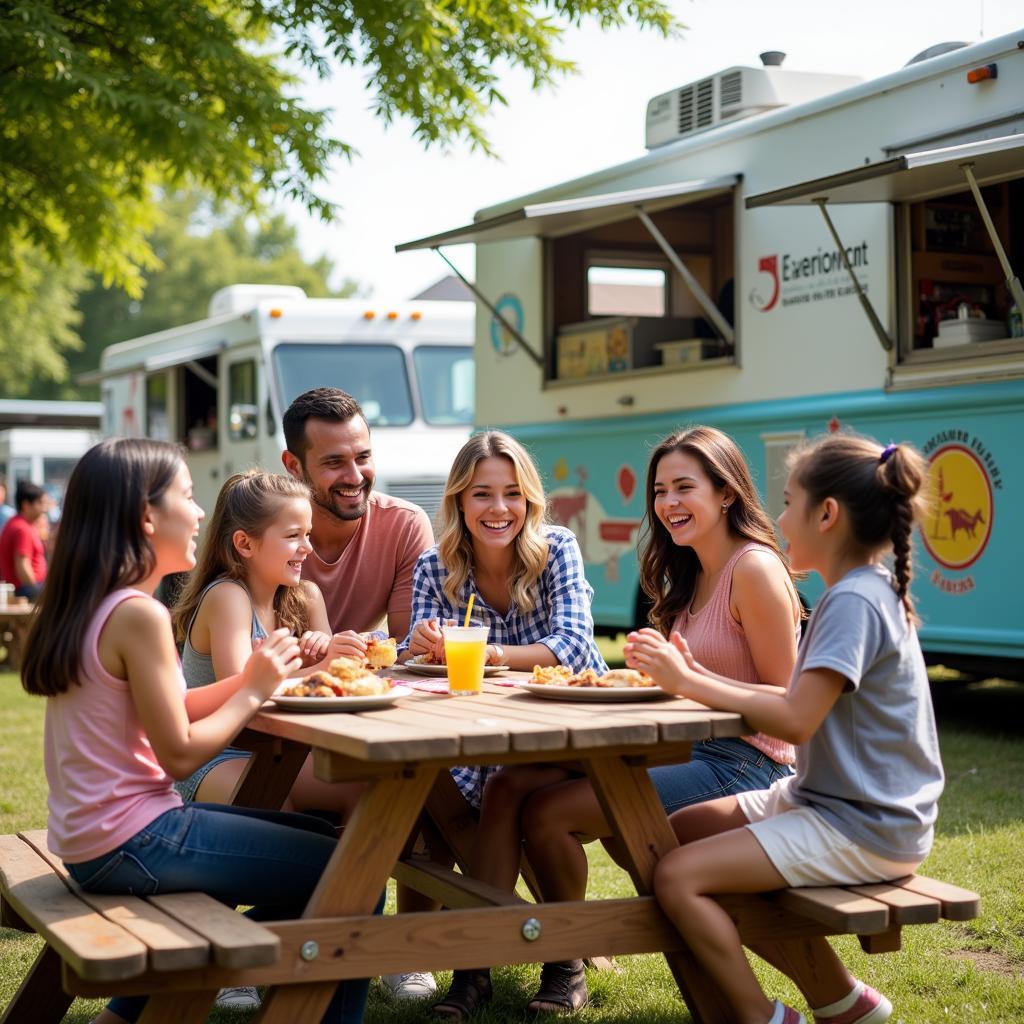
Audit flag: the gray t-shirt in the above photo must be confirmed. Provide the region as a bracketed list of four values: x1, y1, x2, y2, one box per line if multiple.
[791, 564, 944, 861]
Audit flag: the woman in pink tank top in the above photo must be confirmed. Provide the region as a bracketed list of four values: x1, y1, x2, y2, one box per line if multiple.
[518, 426, 801, 1015]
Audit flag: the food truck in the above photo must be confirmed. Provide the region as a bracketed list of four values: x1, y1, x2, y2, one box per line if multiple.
[92, 287, 474, 524]
[399, 32, 1024, 677]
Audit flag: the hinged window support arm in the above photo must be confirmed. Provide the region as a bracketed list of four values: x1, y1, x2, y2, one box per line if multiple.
[960, 163, 1024, 313]
[432, 248, 544, 369]
[634, 208, 735, 346]
[813, 199, 893, 352]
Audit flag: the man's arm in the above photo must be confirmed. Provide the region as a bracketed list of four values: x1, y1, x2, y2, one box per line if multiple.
[13, 552, 36, 587]
[387, 508, 434, 640]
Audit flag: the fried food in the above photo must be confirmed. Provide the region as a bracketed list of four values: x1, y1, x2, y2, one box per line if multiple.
[361, 633, 398, 669]
[281, 661, 391, 698]
[530, 664, 573, 684]
[408, 651, 442, 666]
[529, 665, 655, 688]
[597, 668, 656, 688]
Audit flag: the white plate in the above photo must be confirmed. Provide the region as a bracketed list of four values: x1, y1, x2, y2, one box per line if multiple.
[516, 681, 672, 702]
[402, 662, 508, 677]
[268, 684, 412, 712]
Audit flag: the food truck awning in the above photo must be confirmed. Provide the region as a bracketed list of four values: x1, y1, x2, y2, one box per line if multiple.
[396, 175, 739, 251]
[745, 133, 1024, 208]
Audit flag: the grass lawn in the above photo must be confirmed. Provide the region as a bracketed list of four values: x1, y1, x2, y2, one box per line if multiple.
[1, 671, 1022, 1023]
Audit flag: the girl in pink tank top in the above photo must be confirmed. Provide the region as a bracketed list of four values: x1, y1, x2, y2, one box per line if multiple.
[21, 438, 374, 1024]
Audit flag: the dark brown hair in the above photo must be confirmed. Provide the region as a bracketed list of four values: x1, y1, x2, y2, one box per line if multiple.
[638, 426, 793, 636]
[22, 438, 184, 697]
[282, 387, 365, 464]
[172, 471, 314, 643]
[789, 433, 928, 623]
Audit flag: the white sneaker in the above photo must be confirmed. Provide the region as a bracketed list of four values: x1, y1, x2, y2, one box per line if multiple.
[215, 985, 261, 1011]
[381, 971, 438, 1000]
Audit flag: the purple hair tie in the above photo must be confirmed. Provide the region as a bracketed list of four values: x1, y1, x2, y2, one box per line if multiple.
[879, 443, 897, 464]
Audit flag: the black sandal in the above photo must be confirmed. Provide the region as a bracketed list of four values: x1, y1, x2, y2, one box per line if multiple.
[528, 960, 588, 1014]
[433, 968, 493, 1021]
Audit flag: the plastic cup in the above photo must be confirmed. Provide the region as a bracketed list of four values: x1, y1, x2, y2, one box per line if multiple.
[443, 622, 488, 695]
[0, 583, 12, 607]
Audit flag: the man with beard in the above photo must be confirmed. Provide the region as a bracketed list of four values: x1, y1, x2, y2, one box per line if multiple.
[281, 387, 434, 660]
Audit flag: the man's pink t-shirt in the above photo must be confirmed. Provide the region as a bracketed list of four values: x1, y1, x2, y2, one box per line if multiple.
[0, 514, 47, 585]
[45, 589, 183, 863]
[303, 491, 434, 634]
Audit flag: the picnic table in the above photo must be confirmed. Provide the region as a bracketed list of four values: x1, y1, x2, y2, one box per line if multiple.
[0, 602, 34, 670]
[8, 668, 978, 1024]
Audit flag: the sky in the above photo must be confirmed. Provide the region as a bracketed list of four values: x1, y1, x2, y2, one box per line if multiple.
[279, 0, 1022, 300]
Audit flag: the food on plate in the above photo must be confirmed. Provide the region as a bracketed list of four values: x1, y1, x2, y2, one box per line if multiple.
[530, 664, 572, 685]
[529, 664, 655, 688]
[408, 651, 442, 666]
[361, 633, 398, 669]
[281, 659, 392, 698]
[597, 668, 656, 688]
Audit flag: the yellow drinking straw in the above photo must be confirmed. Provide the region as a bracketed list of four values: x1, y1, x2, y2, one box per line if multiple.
[463, 593, 476, 628]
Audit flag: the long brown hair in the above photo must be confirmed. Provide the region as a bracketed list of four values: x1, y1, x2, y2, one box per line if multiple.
[638, 426, 792, 636]
[789, 433, 929, 623]
[436, 432, 549, 613]
[22, 438, 184, 697]
[172, 471, 314, 643]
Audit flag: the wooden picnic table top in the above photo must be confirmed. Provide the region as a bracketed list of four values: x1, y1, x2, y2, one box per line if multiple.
[243, 668, 749, 766]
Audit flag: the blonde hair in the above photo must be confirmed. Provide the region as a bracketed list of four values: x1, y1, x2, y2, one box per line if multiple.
[172, 471, 314, 643]
[436, 432, 549, 613]
[788, 433, 929, 623]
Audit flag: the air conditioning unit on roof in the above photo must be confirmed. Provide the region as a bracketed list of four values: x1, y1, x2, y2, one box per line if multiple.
[644, 58, 861, 149]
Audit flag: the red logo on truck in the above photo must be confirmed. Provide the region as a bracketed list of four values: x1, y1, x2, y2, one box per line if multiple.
[749, 255, 780, 312]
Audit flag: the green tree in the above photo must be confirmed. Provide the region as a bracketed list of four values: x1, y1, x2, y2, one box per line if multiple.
[1, 0, 677, 298]
[36, 192, 359, 399]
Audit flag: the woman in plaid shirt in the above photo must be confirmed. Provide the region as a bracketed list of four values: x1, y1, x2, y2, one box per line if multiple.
[399, 431, 605, 1020]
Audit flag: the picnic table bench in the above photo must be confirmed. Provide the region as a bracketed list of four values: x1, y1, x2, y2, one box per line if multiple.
[0, 604, 34, 671]
[1, 672, 981, 1023]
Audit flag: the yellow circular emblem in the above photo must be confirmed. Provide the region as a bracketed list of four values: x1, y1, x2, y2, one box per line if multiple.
[920, 444, 993, 570]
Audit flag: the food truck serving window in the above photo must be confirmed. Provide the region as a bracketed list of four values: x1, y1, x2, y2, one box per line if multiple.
[746, 134, 1024, 367]
[395, 175, 739, 382]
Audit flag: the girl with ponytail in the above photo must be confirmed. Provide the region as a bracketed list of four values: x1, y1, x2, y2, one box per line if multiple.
[627, 432, 944, 1024]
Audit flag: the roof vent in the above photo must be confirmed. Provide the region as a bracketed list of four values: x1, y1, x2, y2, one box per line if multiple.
[645, 61, 862, 149]
[905, 41, 969, 66]
[207, 284, 307, 318]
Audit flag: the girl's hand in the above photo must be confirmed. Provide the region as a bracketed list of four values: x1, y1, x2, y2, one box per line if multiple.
[327, 630, 368, 662]
[623, 628, 697, 696]
[298, 630, 331, 664]
[409, 618, 446, 662]
[241, 628, 303, 698]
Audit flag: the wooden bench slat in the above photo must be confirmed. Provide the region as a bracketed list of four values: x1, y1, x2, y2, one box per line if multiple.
[899, 874, 981, 921]
[773, 886, 890, 934]
[148, 892, 280, 968]
[847, 880, 941, 925]
[0, 834, 147, 982]
[18, 830, 211, 972]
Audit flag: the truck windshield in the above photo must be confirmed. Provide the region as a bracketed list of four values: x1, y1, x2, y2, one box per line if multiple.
[272, 343, 414, 426]
[413, 345, 474, 425]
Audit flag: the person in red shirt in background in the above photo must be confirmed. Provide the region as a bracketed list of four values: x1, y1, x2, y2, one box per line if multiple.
[0, 481, 49, 600]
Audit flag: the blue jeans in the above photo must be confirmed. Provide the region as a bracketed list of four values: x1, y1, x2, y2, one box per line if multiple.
[66, 802, 378, 1024]
[649, 737, 793, 814]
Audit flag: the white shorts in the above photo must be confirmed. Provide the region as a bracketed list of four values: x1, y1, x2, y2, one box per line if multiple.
[736, 776, 921, 888]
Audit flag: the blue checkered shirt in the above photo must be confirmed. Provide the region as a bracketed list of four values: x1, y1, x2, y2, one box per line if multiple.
[400, 525, 606, 807]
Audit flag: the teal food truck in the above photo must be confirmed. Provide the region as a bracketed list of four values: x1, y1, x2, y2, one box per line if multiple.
[400, 33, 1024, 678]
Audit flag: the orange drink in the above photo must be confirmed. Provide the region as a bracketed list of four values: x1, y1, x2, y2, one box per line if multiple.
[443, 624, 488, 695]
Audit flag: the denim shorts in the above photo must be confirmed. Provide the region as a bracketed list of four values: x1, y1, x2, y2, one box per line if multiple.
[648, 736, 794, 815]
[173, 746, 251, 802]
[65, 803, 378, 1024]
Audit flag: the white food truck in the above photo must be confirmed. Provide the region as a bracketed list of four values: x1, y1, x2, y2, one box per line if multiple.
[92, 287, 475, 523]
[399, 33, 1024, 677]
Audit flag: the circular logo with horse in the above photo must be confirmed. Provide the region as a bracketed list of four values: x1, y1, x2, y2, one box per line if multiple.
[920, 444, 993, 571]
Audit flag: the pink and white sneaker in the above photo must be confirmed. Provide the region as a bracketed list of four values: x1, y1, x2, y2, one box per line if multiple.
[814, 983, 892, 1024]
